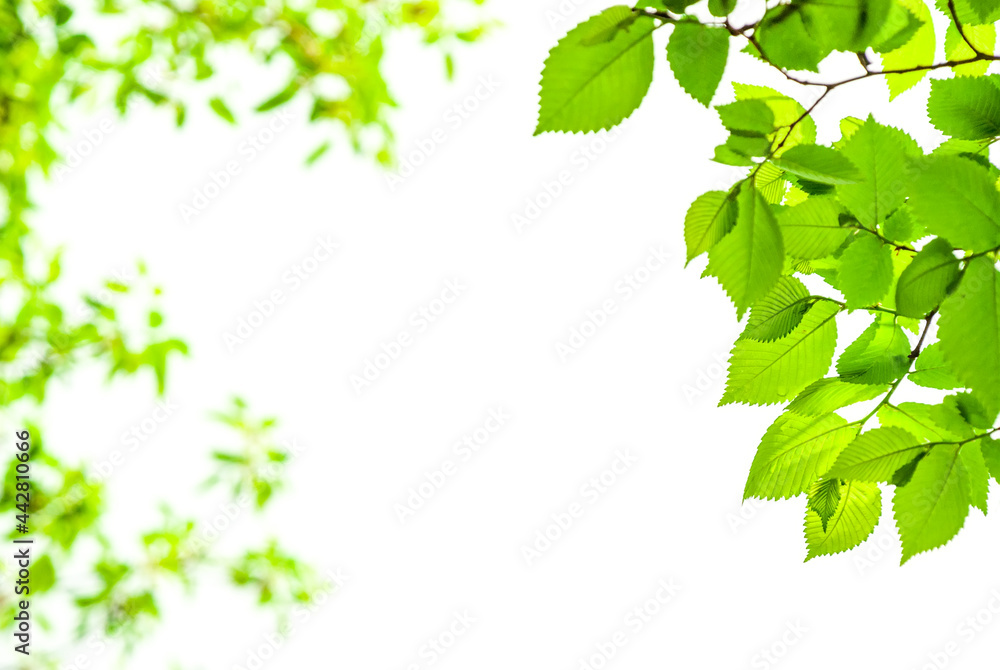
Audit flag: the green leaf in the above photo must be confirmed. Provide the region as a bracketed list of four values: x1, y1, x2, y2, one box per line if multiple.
[960, 441, 990, 513]
[778, 196, 850, 259]
[910, 343, 963, 389]
[734, 84, 816, 149]
[755, 7, 827, 72]
[872, 2, 924, 52]
[895, 238, 961, 318]
[717, 99, 775, 135]
[722, 301, 840, 405]
[878, 402, 971, 441]
[536, 7, 656, 134]
[256, 82, 299, 112]
[838, 235, 894, 308]
[209, 97, 236, 124]
[786, 378, 888, 416]
[981, 438, 1000, 483]
[894, 445, 971, 563]
[945, 23, 996, 76]
[938, 257, 1000, 414]
[836, 118, 921, 228]
[837, 314, 911, 384]
[708, 0, 737, 16]
[804, 481, 881, 559]
[33, 555, 55, 593]
[808, 478, 842, 531]
[744, 411, 858, 499]
[910, 156, 1000, 252]
[801, 0, 891, 51]
[740, 276, 812, 342]
[965, 0, 1000, 23]
[881, 0, 935, 98]
[683, 190, 738, 263]
[704, 185, 784, 318]
[927, 77, 1000, 140]
[827, 427, 925, 482]
[882, 206, 923, 245]
[666, 23, 729, 107]
[772, 145, 860, 184]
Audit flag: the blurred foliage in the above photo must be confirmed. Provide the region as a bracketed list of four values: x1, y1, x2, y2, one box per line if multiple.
[0, 0, 487, 665]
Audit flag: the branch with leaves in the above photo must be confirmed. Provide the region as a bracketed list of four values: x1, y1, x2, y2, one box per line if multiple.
[535, 0, 1000, 563]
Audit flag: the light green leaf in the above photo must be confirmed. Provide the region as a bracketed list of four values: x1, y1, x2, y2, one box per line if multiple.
[755, 7, 826, 72]
[683, 190, 738, 263]
[801, 0, 891, 51]
[734, 84, 816, 149]
[536, 7, 655, 134]
[837, 314, 911, 384]
[787, 378, 889, 416]
[805, 481, 881, 559]
[745, 411, 858, 499]
[945, 23, 996, 76]
[836, 118, 921, 228]
[717, 99, 775, 135]
[723, 301, 840, 405]
[827, 427, 925, 481]
[772, 144, 860, 184]
[910, 343, 963, 389]
[938, 257, 1000, 414]
[910, 156, 1000, 252]
[927, 77, 1000, 140]
[778, 196, 850, 259]
[895, 238, 961, 318]
[704, 185, 784, 318]
[667, 23, 729, 107]
[894, 445, 971, 563]
[740, 276, 812, 342]
[878, 402, 970, 442]
[838, 235, 894, 308]
[881, 0, 935, 98]
[960, 441, 989, 513]
[209, 97, 236, 124]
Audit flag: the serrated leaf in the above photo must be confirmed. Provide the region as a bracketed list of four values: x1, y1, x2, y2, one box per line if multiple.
[894, 445, 971, 563]
[683, 190, 738, 263]
[836, 118, 921, 228]
[827, 427, 925, 481]
[805, 481, 881, 559]
[837, 314, 911, 384]
[787, 378, 888, 415]
[881, 0, 935, 98]
[772, 144, 860, 184]
[910, 156, 1000, 252]
[734, 84, 816, 149]
[704, 185, 784, 318]
[745, 411, 858, 499]
[872, 3, 923, 52]
[878, 402, 970, 441]
[883, 206, 923, 244]
[740, 276, 812, 342]
[536, 7, 655, 134]
[895, 238, 961, 318]
[928, 77, 1000, 140]
[801, 0, 891, 51]
[717, 99, 775, 135]
[945, 23, 996, 76]
[938, 257, 1000, 414]
[838, 235, 894, 308]
[910, 342, 963, 389]
[778, 196, 851, 259]
[960, 441, 989, 513]
[981, 438, 1000, 483]
[667, 23, 729, 107]
[723, 301, 840, 405]
[808, 478, 843, 531]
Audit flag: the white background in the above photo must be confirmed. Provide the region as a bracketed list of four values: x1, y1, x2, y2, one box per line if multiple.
[21, 0, 1000, 668]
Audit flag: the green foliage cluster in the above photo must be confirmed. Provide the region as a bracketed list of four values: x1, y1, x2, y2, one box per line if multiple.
[537, 0, 1000, 563]
[0, 0, 486, 665]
